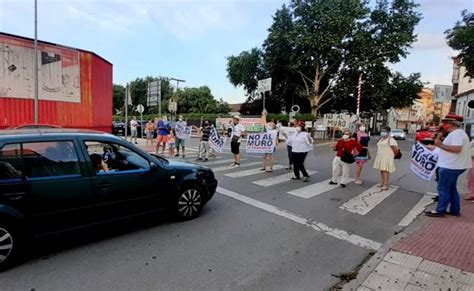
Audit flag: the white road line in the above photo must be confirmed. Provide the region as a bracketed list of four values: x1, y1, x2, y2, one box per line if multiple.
[225, 165, 285, 178]
[287, 178, 355, 199]
[217, 187, 382, 250]
[253, 171, 318, 187]
[339, 184, 399, 215]
[398, 195, 434, 227]
[196, 158, 241, 166]
[212, 161, 262, 173]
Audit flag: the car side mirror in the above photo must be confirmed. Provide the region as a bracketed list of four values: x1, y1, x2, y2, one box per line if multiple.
[150, 162, 159, 170]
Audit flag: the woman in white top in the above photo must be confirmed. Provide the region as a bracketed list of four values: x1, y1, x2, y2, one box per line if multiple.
[290, 122, 314, 182]
[261, 122, 278, 172]
[373, 126, 399, 190]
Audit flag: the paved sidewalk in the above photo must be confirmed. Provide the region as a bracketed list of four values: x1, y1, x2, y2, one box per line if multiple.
[345, 199, 474, 290]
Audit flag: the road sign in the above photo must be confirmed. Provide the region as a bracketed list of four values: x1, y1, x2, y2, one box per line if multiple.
[291, 105, 300, 113]
[468, 100, 474, 109]
[168, 100, 177, 112]
[147, 80, 161, 107]
[258, 78, 272, 92]
[136, 104, 144, 114]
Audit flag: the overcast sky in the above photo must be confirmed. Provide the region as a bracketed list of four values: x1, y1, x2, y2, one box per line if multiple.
[1, 0, 471, 104]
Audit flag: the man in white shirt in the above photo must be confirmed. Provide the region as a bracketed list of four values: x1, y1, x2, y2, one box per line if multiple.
[130, 117, 138, 144]
[230, 116, 245, 167]
[175, 115, 187, 158]
[426, 116, 472, 217]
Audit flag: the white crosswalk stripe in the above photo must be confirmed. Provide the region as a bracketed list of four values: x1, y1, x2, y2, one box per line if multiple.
[398, 195, 433, 227]
[339, 184, 399, 215]
[212, 162, 262, 173]
[225, 165, 286, 178]
[253, 171, 318, 187]
[287, 178, 355, 198]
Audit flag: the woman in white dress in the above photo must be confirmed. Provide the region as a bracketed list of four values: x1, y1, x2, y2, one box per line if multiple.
[373, 126, 400, 190]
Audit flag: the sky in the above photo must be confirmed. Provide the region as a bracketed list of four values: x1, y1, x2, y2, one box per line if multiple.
[1, 0, 472, 104]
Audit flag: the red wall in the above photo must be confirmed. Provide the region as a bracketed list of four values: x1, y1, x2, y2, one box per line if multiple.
[0, 50, 112, 132]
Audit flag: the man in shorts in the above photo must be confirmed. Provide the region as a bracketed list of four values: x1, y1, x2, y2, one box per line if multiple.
[156, 116, 170, 155]
[230, 116, 245, 167]
[175, 115, 187, 158]
[130, 116, 138, 144]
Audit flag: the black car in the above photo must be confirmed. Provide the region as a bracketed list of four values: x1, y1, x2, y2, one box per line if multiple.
[0, 129, 217, 270]
[112, 121, 125, 136]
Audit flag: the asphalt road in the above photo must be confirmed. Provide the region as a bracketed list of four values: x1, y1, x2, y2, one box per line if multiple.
[1, 135, 453, 290]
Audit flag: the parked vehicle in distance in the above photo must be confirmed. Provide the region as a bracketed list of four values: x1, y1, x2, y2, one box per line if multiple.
[8, 124, 61, 130]
[390, 128, 406, 140]
[112, 121, 125, 136]
[0, 129, 217, 270]
[416, 126, 437, 145]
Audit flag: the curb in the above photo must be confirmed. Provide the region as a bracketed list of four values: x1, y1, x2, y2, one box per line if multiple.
[341, 208, 434, 290]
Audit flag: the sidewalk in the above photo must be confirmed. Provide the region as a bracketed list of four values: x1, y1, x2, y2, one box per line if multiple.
[345, 199, 474, 290]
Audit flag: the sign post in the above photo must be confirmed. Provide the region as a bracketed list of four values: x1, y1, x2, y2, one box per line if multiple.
[289, 105, 300, 124]
[136, 104, 144, 139]
[258, 78, 272, 114]
[124, 83, 130, 139]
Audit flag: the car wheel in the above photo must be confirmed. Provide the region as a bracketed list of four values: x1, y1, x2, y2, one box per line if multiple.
[174, 187, 204, 220]
[0, 223, 20, 271]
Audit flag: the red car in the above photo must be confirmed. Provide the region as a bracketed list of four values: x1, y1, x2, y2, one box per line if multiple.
[416, 126, 437, 145]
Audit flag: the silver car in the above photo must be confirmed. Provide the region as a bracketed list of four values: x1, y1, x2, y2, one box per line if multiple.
[391, 129, 406, 140]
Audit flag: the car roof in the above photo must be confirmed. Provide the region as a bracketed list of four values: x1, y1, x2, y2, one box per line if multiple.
[0, 128, 117, 139]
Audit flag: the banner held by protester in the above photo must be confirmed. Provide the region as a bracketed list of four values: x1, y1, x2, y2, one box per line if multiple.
[175, 126, 192, 140]
[246, 132, 277, 154]
[410, 142, 438, 181]
[209, 127, 226, 152]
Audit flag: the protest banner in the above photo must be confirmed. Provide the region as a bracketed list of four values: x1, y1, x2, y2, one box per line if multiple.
[175, 126, 192, 139]
[323, 113, 354, 128]
[246, 131, 277, 154]
[216, 118, 264, 132]
[209, 127, 226, 152]
[410, 142, 438, 181]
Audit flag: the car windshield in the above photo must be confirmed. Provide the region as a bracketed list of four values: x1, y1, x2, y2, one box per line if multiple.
[392, 129, 404, 133]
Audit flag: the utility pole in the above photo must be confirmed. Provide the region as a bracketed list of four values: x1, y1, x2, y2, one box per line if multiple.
[34, 0, 39, 123]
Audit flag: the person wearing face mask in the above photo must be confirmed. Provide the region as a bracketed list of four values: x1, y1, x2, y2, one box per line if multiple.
[174, 115, 187, 158]
[261, 122, 278, 172]
[354, 124, 370, 185]
[196, 120, 212, 162]
[373, 126, 399, 190]
[329, 129, 362, 188]
[290, 122, 314, 182]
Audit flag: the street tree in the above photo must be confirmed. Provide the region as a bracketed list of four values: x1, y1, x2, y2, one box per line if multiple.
[175, 86, 227, 114]
[446, 10, 474, 77]
[227, 0, 422, 117]
[113, 84, 125, 113]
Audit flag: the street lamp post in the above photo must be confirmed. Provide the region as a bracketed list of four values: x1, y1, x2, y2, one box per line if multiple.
[33, 0, 39, 123]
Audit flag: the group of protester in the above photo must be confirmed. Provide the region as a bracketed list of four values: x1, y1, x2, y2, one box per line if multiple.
[129, 113, 473, 218]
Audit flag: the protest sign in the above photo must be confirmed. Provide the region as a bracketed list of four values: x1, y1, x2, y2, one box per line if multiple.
[246, 132, 277, 154]
[410, 142, 438, 181]
[175, 126, 192, 139]
[216, 118, 264, 132]
[209, 127, 226, 152]
[323, 113, 354, 128]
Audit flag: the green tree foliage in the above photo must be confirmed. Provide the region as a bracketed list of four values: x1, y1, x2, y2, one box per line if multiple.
[113, 84, 125, 114]
[226, 0, 422, 117]
[446, 10, 474, 77]
[175, 86, 231, 114]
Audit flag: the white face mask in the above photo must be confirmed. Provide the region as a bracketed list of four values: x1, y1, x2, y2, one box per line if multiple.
[179, 117, 183, 121]
[359, 126, 366, 131]
[342, 134, 350, 140]
[381, 132, 388, 137]
[296, 127, 302, 132]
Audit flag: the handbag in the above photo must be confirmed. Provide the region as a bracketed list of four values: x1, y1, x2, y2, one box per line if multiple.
[388, 138, 402, 159]
[341, 149, 355, 164]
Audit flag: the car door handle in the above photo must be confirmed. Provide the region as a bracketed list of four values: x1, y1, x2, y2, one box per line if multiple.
[3, 192, 26, 200]
[97, 183, 112, 190]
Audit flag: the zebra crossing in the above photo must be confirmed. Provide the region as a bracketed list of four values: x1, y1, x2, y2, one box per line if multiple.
[194, 157, 433, 224]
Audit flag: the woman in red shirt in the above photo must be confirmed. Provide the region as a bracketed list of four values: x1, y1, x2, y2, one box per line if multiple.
[329, 129, 362, 188]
